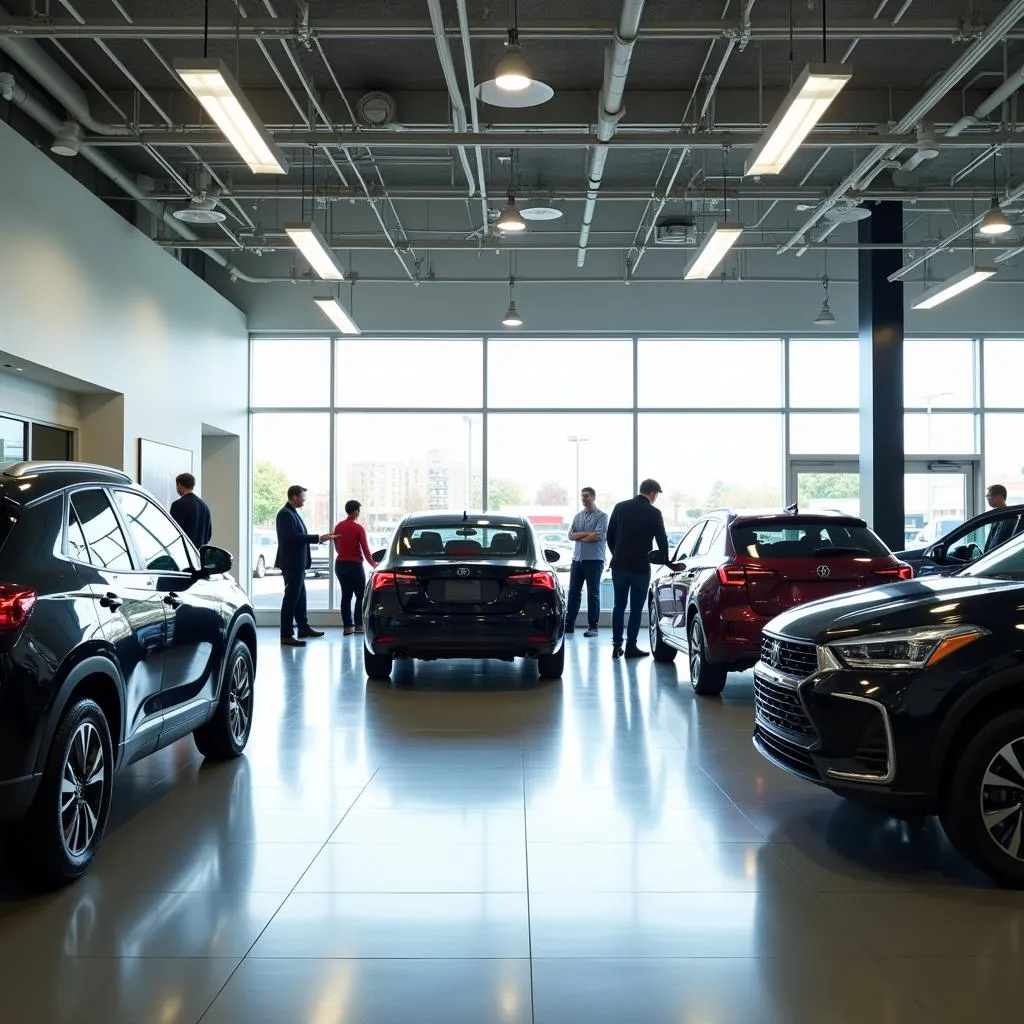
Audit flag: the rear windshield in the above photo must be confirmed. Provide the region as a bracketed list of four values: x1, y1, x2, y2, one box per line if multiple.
[731, 521, 889, 558]
[396, 523, 529, 558]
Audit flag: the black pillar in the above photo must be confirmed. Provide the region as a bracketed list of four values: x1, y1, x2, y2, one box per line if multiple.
[858, 201, 905, 548]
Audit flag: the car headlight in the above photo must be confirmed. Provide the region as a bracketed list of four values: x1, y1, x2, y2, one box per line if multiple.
[828, 626, 988, 670]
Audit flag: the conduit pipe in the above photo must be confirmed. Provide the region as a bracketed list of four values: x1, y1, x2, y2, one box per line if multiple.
[455, 0, 489, 230]
[577, 0, 647, 267]
[779, 0, 1024, 253]
[426, 0, 479, 200]
[946, 62, 1024, 135]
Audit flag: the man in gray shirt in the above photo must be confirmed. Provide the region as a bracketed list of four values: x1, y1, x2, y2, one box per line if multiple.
[565, 486, 609, 637]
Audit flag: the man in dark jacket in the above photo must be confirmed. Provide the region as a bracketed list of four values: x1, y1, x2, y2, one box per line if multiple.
[607, 478, 669, 659]
[169, 473, 212, 549]
[276, 484, 332, 647]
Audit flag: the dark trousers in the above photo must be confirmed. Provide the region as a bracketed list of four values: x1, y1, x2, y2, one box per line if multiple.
[280, 567, 309, 637]
[566, 559, 604, 628]
[335, 560, 366, 628]
[611, 569, 651, 647]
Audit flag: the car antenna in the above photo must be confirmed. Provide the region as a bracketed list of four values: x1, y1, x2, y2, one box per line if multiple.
[462, 510, 468, 522]
[785, 502, 799, 515]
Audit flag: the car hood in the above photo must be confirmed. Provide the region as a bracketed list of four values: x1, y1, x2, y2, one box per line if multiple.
[764, 574, 1024, 643]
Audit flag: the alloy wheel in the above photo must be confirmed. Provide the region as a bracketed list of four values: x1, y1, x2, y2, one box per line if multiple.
[60, 721, 106, 858]
[649, 607, 658, 652]
[981, 736, 1024, 861]
[227, 655, 253, 745]
[689, 623, 702, 681]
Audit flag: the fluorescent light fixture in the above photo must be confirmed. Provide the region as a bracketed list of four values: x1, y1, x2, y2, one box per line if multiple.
[911, 265, 996, 310]
[314, 296, 361, 334]
[173, 58, 287, 175]
[745, 65, 852, 177]
[285, 223, 345, 280]
[979, 199, 1013, 236]
[684, 223, 743, 280]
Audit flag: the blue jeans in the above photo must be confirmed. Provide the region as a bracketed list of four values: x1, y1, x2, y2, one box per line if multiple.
[566, 559, 604, 629]
[611, 569, 650, 647]
[335, 560, 366, 628]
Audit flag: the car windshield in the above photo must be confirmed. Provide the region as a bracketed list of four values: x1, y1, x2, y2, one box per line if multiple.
[731, 521, 889, 558]
[395, 522, 530, 558]
[962, 533, 1024, 580]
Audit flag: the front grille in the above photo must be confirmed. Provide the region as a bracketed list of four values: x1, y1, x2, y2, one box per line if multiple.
[754, 726, 818, 780]
[853, 712, 890, 776]
[753, 673, 816, 739]
[760, 633, 818, 678]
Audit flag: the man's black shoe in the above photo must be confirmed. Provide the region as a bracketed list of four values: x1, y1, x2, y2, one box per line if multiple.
[281, 636, 306, 648]
[584, 627, 599, 637]
[612, 645, 624, 659]
[298, 627, 325, 638]
[624, 645, 650, 659]
[564, 625, 575, 634]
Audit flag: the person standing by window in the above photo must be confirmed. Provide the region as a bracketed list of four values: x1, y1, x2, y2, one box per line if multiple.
[276, 485, 332, 647]
[333, 499, 378, 635]
[565, 486, 608, 637]
[169, 472, 212, 549]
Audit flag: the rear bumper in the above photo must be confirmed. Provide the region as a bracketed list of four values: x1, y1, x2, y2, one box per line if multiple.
[0, 773, 41, 820]
[366, 617, 563, 659]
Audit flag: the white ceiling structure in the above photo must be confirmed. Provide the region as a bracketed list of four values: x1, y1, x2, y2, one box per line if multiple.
[1, 0, 1023, 314]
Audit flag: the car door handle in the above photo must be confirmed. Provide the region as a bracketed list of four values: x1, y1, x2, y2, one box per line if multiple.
[99, 592, 123, 610]
[163, 593, 183, 609]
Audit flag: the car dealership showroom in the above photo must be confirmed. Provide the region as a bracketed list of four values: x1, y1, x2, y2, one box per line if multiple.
[5, 0, 1024, 1021]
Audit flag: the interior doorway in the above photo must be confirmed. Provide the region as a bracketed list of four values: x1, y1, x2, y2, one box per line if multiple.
[201, 426, 243, 578]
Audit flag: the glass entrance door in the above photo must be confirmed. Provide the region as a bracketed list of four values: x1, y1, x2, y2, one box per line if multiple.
[903, 460, 977, 550]
[790, 459, 861, 517]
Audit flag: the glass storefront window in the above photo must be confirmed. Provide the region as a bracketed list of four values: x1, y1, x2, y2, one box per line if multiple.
[251, 338, 331, 408]
[983, 340, 1024, 408]
[788, 413, 859, 455]
[904, 413, 977, 455]
[984, 414, 1024, 503]
[788, 339, 858, 408]
[904, 338, 975, 409]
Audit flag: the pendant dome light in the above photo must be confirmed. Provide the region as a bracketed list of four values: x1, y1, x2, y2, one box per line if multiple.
[501, 276, 523, 327]
[979, 153, 1013, 236]
[497, 193, 527, 232]
[814, 255, 837, 325]
[495, 29, 532, 92]
[477, 0, 554, 108]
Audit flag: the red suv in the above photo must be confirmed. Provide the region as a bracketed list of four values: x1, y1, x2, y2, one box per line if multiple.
[647, 510, 912, 695]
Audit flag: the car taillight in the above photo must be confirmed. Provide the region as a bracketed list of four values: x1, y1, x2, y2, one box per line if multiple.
[508, 571, 557, 591]
[875, 563, 914, 581]
[0, 585, 37, 631]
[372, 571, 418, 591]
[717, 565, 776, 587]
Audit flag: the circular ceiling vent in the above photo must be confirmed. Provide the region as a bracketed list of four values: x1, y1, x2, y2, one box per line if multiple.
[520, 205, 563, 221]
[357, 91, 398, 126]
[172, 196, 226, 224]
[824, 199, 872, 223]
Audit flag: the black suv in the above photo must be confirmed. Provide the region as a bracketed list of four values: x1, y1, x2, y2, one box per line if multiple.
[895, 504, 1024, 577]
[0, 462, 257, 885]
[753, 529, 1024, 887]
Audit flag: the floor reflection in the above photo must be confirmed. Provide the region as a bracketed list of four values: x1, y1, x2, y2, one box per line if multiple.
[0, 628, 1021, 1022]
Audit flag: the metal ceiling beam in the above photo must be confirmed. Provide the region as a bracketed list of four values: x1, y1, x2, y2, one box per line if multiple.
[80, 130, 1024, 149]
[1, 18, 1021, 42]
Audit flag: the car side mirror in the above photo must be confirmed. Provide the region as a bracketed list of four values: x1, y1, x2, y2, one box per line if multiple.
[199, 545, 233, 576]
[924, 543, 945, 562]
[544, 548, 561, 563]
[371, 549, 387, 563]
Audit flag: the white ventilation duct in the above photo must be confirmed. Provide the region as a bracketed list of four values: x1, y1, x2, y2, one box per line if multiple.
[946, 63, 1024, 137]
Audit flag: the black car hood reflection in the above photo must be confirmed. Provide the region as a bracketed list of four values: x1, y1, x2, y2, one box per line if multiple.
[765, 574, 1023, 642]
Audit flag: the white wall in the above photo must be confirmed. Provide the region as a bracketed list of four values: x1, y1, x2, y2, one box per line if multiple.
[0, 373, 80, 430]
[0, 121, 250, 569]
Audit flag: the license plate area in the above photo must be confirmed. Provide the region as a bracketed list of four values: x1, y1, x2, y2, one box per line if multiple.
[444, 580, 482, 602]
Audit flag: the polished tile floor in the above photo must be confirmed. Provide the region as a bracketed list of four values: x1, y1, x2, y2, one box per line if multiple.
[1, 629, 1023, 1022]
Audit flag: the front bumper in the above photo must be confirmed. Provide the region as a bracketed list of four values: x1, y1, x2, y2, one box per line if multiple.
[752, 653, 935, 811]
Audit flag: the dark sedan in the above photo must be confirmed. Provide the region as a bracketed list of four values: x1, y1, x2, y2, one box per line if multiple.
[752, 530, 1024, 887]
[362, 512, 566, 682]
[895, 503, 1024, 577]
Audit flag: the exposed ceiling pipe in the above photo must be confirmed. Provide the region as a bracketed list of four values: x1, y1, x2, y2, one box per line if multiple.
[0, 71, 271, 282]
[577, 0, 647, 268]
[0, 2, 133, 135]
[455, 0, 489, 231]
[779, 0, 1024, 253]
[946, 62, 1024, 135]
[425, 0, 479, 200]
[4, 18, 1024, 43]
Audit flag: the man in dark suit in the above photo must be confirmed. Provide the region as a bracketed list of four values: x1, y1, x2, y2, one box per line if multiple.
[984, 483, 1019, 552]
[607, 478, 669, 660]
[169, 473, 212, 549]
[276, 484, 332, 647]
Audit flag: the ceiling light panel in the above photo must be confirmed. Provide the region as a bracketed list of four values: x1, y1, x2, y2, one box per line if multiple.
[314, 296, 361, 334]
[285, 223, 345, 280]
[911, 266, 996, 310]
[684, 223, 743, 280]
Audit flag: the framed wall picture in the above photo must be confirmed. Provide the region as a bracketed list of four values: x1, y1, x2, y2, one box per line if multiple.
[138, 438, 193, 510]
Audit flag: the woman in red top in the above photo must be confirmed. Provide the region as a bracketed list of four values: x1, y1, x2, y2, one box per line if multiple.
[332, 499, 378, 635]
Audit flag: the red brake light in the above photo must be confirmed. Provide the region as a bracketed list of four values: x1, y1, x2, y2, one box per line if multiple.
[372, 571, 418, 591]
[875, 563, 914, 581]
[508, 571, 557, 591]
[0, 585, 36, 631]
[717, 565, 776, 587]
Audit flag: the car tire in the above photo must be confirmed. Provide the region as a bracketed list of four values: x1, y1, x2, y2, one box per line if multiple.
[649, 600, 677, 663]
[364, 645, 394, 680]
[253, 555, 266, 579]
[193, 640, 255, 760]
[939, 709, 1024, 888]
[687, 617, 727, 696]
[537, 645, 565, 680]
[8, 698, 113, 887]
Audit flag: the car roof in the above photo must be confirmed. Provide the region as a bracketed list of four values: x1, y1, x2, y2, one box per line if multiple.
[400, 511, 530, 528]
[940, 504, 1024, 533]
[0, 461, 133, 501]
[729, 511, 869, 529]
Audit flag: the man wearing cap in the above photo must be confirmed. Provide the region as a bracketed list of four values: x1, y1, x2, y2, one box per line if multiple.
[606, 478, 669, 659]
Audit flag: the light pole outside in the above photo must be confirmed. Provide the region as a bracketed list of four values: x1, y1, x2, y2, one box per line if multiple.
[567, 435, 590, 509]
[463, 415, 474, 509]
